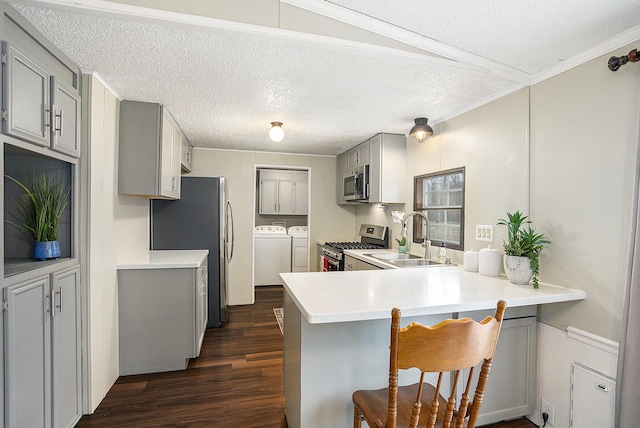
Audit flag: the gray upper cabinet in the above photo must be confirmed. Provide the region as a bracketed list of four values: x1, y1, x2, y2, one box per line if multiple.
[336, 133, 406, 205]
[259, 169, 308, 215]
[51, 77, 81, 157]
[119, 101, 183, 199]
[181, 135, 193, 173]
[1, 42, 81, 158]
[368, 133, 406, 204]
[2, 42, 49, 148]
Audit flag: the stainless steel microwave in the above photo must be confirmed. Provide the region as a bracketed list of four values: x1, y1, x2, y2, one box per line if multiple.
[343, 164, 369, 201]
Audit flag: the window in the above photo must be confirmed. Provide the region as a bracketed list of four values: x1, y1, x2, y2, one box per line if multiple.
[413, 167, 465, 250]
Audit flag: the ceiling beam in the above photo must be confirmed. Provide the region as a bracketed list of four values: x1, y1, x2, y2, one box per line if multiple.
[7, 0, 523, 81]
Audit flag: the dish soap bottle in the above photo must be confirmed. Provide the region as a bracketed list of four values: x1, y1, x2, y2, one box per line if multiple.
[438, 242, 446, 262]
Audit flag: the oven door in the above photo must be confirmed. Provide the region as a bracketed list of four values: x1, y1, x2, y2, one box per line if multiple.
[320, 255, 340, 272]
[343, 165, 368, 201]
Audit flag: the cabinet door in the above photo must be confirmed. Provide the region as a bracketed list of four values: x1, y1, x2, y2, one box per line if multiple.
[195, 265, 208, 356]
[160, 108, 174, 197]
[171, 125, 182, 197]
[347, 147, 358, 169]
[51, 267, 81, 428]
[260, 178, 278, 214]
[181, 136, 193, 173]
[336, 153, 348, 204]
[294, 179, 308, 215]
[51, 77, 81, 158]
[277, 180, 296, 214]
[460, 315, 536, 425]
[4, 275, 51, 428]
[0, 286, 4, 428]
[357, 140, 370, 166]
[2, 42, 50, 147]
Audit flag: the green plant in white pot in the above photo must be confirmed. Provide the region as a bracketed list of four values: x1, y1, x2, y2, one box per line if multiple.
[497, 211, 550, 288]
[5, 173, 70, 260]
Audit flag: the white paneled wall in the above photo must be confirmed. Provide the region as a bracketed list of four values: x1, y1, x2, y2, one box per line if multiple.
[537, 323, 618, 428]
[81, 73, 150, 413]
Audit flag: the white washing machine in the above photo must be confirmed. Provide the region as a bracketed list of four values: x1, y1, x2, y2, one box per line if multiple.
[288, 226, 308, 272]
[254, 225, 291, 286]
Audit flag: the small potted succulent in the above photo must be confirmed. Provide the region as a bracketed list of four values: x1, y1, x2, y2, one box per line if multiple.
[5, 173, 70, 260]
[497, 211, 550, 288]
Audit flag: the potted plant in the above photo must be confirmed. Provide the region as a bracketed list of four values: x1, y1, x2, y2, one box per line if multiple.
[390, 211, 408, 253]
[4, 173, 70, 260]
[395, 234, 407, 253]
[497, 211, 550, 288]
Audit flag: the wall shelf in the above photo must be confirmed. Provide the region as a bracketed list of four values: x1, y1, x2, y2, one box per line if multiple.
[4, 258, 72, 278]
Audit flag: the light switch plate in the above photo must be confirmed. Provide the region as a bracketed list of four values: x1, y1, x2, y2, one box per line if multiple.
[475, 225, 493, 241]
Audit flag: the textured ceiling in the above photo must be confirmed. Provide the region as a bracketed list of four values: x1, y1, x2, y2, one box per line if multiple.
[8, 0, 640, 155]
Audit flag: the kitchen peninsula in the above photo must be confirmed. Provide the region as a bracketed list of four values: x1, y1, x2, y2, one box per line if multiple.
[280, 265, 586, 428]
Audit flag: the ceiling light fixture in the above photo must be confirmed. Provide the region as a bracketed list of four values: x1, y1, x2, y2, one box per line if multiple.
[409, 117, 433, 143]
[269, 121, 284, 142]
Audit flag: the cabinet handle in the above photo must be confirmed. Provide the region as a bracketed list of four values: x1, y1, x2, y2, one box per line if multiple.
[55, 288, 63, 313]
[55, 109, 63, 136]
[48, 292, 55, 318]
[45, 106, 52, 130]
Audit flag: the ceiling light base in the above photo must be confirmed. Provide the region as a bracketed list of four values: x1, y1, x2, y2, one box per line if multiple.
[269, 121, 284, 142]
[409, 117, 433, 143]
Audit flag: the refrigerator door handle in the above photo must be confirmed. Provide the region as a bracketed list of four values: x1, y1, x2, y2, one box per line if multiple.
[226, 200, 235, 262]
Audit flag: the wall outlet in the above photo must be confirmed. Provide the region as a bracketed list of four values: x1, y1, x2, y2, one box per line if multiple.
[475, 225, 493, 242]
[541, 398, 555, 426]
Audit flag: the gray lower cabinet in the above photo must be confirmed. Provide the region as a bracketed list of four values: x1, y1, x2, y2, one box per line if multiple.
[118, 260, 208, 375]
[3, 266, 81, 428]
[344, 255, 381, 271]
[1, 42, 81, 158]
[51, 267, 82, 428]
[459, 306, 537, 425]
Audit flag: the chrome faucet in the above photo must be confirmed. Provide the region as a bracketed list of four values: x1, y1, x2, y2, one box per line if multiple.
[403, 212, 431, 260]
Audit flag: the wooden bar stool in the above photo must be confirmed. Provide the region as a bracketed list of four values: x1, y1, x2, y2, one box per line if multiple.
[353, 300, 507, 428]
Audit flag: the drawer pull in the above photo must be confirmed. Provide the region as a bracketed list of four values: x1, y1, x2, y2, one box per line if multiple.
[595, 383, 610, 392]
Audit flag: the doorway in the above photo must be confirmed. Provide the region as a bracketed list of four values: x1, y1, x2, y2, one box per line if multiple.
[252, 166, 311, 290]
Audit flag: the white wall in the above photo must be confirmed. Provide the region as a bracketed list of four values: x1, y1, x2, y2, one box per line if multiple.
[531, 42, 640, 341]
[537, 323, 618, 428]
[356, 87, 530, 263]
[190, 148, 355, 305]
[81, 74, 149, 412]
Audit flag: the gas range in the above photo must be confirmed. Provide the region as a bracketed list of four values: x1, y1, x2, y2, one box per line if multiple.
[320, 224, 389, 271]
[321, 242, 384, 260]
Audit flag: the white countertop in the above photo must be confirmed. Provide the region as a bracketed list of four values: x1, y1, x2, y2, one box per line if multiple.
[116, 250, 209, 270]
[280, 262, 586, 324]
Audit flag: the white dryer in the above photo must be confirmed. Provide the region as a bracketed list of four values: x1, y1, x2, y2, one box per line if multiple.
[254, 225, 291, 286]
[288, 226, 308, 272]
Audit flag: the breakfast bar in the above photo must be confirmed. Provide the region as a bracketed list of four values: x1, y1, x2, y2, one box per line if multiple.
[280, 267, 586, 428]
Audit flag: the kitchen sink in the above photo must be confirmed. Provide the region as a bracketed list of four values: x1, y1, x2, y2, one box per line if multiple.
[366, 253, 422, 260]
[391, 259, 456, 268]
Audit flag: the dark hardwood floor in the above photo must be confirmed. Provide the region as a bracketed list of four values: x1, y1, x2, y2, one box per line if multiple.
[77, 286, 538, 428]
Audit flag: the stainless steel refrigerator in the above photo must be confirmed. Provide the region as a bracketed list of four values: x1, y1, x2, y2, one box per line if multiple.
[150, 176, 234, 328]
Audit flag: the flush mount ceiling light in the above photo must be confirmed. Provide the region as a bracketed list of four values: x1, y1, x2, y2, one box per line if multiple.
[269, 122, 284, 142]
[409, 117, 433, 143]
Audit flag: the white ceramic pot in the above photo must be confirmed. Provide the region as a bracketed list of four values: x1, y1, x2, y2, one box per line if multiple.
[503, 255, 533, 284]
[478, 246, 501, 276]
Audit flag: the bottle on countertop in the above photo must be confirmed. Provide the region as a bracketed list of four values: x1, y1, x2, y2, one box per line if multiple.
[438, 242, 446, 262]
